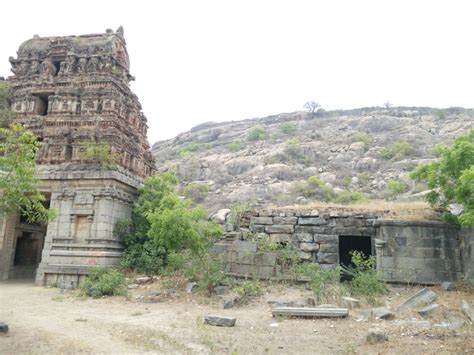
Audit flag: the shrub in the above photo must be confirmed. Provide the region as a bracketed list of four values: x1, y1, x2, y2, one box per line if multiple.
[226, 140, 241, 152]
[120, 242, 166, 274]
[183, 182, 209, 203]
[290, 263, 341, 303]
[284, 139, 308, 165]
[234, 280, 263, 303]
[228, 201, 253, 229]
[352, 132, 372, 146]
[165, 250, 226, 295]
[341, 251, 385, 298]
[79, 138, 119, 168]
[386, 179, 407, 197]
[342, 176, 352, 189]
[435, 110, 446, 120]
[248, 125, 266, 141]
[80, 266, 126, 298]
[291, 176, 335, 202]
[357, 172, 370, 186]
[178, 143, 211, 157]
[381, 141, 413, 160]
[334, 190, 368, 204]
[279, 122, 298, 135]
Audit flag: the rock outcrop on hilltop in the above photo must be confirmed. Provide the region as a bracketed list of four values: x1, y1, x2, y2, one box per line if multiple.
[151, 107, 473, 213]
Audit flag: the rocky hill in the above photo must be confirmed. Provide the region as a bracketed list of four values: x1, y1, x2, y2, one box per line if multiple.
[151, 107, 473, 213]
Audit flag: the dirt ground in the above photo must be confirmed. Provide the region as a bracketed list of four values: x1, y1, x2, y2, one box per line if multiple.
[0, 280, 473, 354]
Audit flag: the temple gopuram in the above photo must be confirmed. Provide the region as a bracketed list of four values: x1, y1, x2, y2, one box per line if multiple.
[0, 27, 155, 287]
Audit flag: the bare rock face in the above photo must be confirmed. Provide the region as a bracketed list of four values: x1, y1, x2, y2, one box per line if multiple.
[151, 108, 473, 212]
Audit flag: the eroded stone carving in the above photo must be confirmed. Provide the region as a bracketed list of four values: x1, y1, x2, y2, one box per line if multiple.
[8, 27, 155, 177]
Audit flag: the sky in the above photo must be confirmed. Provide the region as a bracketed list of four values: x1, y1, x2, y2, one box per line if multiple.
[1, 1, 473, 143]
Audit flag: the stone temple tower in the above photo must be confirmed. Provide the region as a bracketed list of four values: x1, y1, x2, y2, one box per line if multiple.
[0, 27, 155, 287]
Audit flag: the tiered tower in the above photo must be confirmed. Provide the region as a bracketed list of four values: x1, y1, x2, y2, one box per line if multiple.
[0, 28, 155, 287]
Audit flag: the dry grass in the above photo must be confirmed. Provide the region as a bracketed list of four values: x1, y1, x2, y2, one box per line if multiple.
[273, 200, 441, 221]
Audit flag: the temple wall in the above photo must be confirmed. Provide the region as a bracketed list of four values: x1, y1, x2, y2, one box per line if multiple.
[374, 220, 462, 283]
[216, 208, 472, 284]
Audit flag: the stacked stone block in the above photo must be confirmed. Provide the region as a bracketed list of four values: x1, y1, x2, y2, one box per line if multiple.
[246, 209, 377, 268]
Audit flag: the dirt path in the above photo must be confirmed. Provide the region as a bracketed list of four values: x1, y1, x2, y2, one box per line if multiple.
[0, 281, 473, 354]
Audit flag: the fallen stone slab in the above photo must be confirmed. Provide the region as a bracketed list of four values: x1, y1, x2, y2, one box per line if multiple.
[214, 286, 229, 295]
[366, 328, 388, 344]
[342, 296, 361, 310]
[211, 209, 231, 224]
[462, 300, 474, 323]
[0, 322, 8, 334]
[204, 315, 236, 327]
[372, 307, 395, 320]
[441, 282, 455, 291]
[127, 283, 139, 290]
[396, 288, 438, 312]
[186, 282, 198, 293]
[272, 307, 348, 318]
[135, 276, 152, 284]
[434, 318, 465, 330]
[223, 296, 240, 309]
[418, 304, 440, 317]
[354, 309, 371, 322]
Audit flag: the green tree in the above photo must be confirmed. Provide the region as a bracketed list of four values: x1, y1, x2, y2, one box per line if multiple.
[117, 172, 222, 273]
[0, 81, 12, 128]
[0, 124, 54, 223]
[304, 101, 321, 113]
[410, 129, 474, 226]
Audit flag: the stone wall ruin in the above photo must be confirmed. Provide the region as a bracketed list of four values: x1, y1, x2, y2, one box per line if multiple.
[213, 208, 473, 286]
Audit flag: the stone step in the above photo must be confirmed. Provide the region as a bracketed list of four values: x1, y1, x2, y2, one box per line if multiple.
[272, 307, 348, 318]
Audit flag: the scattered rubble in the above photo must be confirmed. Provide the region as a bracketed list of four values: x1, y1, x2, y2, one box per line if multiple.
[223, 297, 239, 309]
[441, 282, 455, 291]
[372, 307, 395, 320]
[213, 286, 228, 295]
[417, 304, 440, 317]
[396, 288, 438, 312]
[272, 307, 348, 318]
[186, 282, 198, 293]
[461, 300, 474, 323]
[135, 276, 152, 284]
[341, 296, 361, 309]
[366, 328, 388, 344]
[204, 315, 237, 327]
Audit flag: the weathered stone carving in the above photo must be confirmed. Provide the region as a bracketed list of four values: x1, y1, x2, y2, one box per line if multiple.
[8, 28, 155, 177]
[0, 27, 156, 286]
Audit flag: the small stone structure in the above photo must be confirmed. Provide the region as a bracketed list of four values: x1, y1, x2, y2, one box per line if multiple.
[0, 28, 155, 287]
[214, 208, 473, 286]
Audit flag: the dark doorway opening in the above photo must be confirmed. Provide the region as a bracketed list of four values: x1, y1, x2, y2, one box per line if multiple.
[12, 232, 45, 279]
[339, 235, 372, 281]
[52, 61, 61, 75]
[33, 94, 50, 116]
[9, 194, 50, 280]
